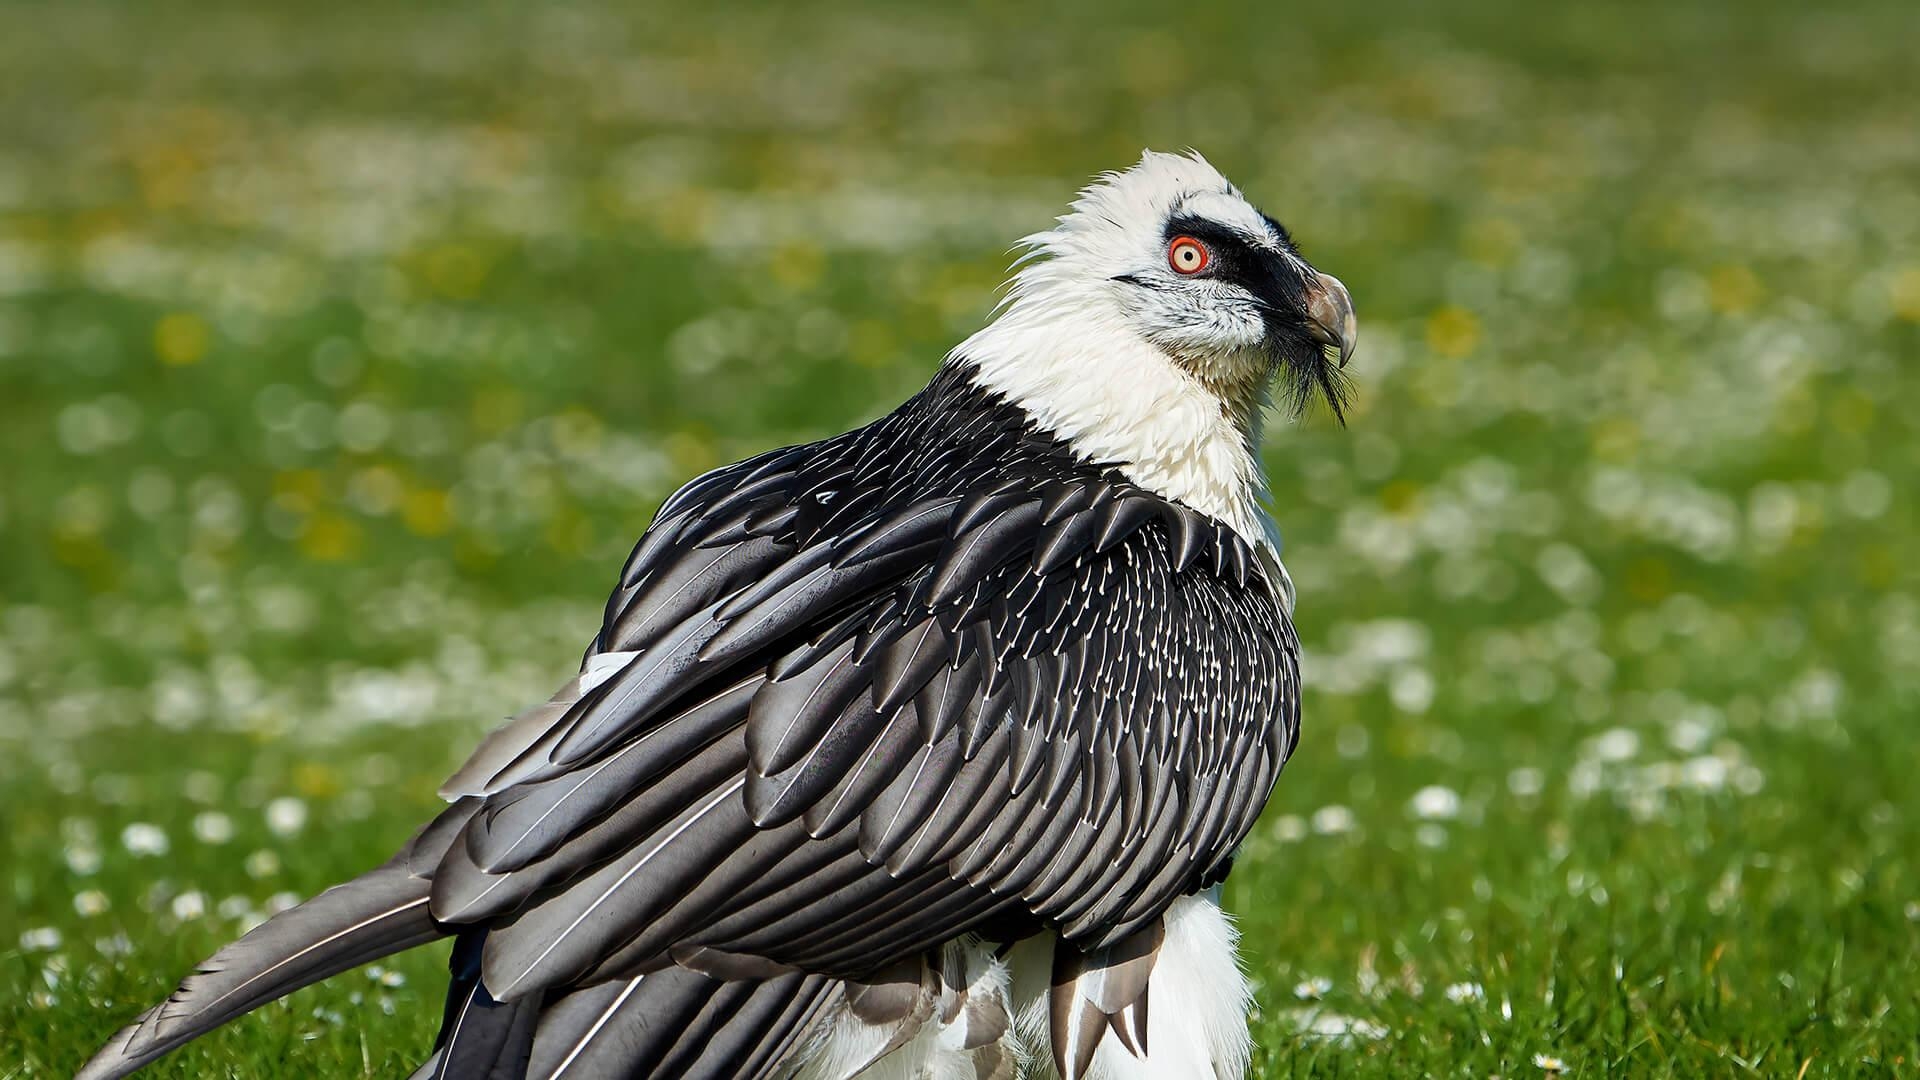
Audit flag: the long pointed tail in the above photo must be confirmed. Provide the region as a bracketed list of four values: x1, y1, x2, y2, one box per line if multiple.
[77, 811, 470, 1080]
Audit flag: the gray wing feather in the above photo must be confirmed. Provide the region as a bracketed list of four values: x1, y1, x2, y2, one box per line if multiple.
[521, 968, 837, 1080]
[432, 934, 544, 1080]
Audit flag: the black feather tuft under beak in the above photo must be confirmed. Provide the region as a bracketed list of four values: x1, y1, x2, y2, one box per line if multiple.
[1265, 267, 1357, 425]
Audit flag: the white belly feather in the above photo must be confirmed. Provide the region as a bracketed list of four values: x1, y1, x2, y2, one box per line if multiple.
[793, 892, 1252, 1080]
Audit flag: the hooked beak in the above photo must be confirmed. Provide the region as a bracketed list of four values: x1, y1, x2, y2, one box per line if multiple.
[1304, 271, 1357, 368]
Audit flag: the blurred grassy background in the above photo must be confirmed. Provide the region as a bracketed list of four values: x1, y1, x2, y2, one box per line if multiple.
[3, 0, 1918, 1076]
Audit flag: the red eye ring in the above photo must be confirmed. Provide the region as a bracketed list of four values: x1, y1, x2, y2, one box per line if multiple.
[1168, 236, 1209, 275]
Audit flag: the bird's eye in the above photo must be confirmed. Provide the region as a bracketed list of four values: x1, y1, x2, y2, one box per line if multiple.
[1168, 236, 1210, 275]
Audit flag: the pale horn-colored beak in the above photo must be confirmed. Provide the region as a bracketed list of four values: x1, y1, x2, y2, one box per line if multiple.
[1304, 271, 1357, 368]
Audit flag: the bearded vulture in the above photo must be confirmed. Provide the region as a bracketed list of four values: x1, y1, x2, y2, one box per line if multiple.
[81, 149, 1356, 1080]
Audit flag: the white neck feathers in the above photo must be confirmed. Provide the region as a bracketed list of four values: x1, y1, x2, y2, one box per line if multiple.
[948, 279, 1274, 555]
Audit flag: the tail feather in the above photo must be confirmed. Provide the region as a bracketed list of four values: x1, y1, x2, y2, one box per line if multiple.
[78, 852, 443, 1080]
[78, 805, 480, 1080]
[736, 974, 841, 1079]
[79, 786, 843, 1080]
[426, 933, 544, 1080]
[1048, 916, 1164, 1080]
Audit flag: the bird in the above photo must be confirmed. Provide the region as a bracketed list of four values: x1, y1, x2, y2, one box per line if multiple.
[80, 148, 1356, 1080]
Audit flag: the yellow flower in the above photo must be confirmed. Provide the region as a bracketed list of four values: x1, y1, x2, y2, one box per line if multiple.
[1425, 306, 1481, 359]
[299, 513, 362, 562]
[154, 312, 210, 366]
[1890, 267, 1920, 323]
[1707, 265, 1763, 315]
[402, 489, 453, 537]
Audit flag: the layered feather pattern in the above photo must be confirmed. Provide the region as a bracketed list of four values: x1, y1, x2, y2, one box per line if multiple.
[82, 364, 1301, 1079]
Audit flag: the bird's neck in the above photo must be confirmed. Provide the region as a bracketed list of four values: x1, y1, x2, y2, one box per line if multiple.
[947, 290, 1274, 555]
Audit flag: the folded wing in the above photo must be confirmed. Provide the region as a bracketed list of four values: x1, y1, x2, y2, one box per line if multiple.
[425, 440, 1299, 1005]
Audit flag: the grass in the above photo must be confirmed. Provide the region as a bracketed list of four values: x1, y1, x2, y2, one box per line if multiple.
[3, 0, 1919, 1076]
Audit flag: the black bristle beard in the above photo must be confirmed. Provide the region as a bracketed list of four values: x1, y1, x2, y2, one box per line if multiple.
[1272, 336, 1354, 426]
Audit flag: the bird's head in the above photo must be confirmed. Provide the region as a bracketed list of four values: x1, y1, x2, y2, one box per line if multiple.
[1095, 153, 1355, 423]
[962, 150, 1355, 427]
[951, 150, 1356, 548]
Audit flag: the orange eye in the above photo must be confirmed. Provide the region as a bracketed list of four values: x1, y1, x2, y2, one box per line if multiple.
[1168, 236, 1210, 275]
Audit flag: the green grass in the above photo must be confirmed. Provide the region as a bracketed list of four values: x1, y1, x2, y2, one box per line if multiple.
[4, 0, 1919, 1076]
